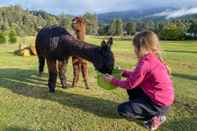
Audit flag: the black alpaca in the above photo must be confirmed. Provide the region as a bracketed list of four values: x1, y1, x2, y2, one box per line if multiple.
[35, 25, 114, 92]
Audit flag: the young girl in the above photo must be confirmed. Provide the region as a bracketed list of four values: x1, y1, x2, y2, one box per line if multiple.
[104, 31, 174, 131]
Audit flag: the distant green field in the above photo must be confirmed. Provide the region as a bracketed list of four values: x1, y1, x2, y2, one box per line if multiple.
[0, 36, 197, 131]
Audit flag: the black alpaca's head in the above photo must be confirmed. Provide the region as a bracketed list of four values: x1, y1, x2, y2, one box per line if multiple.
[95, 37, 114, 74]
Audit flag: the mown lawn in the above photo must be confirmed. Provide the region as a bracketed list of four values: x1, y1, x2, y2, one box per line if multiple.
[0, 36, 197, 131]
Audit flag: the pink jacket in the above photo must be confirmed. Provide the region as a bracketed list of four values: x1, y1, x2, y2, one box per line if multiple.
[112, 53, 174, 106]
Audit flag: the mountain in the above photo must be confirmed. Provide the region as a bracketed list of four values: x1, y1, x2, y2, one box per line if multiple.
[97, 7, 197, 23]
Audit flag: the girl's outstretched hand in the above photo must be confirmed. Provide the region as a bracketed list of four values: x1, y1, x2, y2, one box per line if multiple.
[103, 74, 114, 83]
[115, 66, 124, 76]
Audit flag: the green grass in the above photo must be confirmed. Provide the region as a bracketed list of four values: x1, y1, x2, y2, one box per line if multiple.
[0, 36, 197, 131]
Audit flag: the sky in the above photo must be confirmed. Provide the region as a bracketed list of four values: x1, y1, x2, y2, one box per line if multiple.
[0, 0, 197, 15]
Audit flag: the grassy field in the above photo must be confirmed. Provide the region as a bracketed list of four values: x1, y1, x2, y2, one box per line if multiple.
[0, 36, 197, 131]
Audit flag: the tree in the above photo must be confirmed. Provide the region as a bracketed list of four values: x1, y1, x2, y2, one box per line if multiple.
[188, 20, 197, 39]
[59, 15, 72, 31]
[98, 24, 110, 36]
[83, 12, 98, 35]
[125, 22, 136, 35]
[146, 21, 155, 31]
[116, 19, 124, 35]
[109, 19, 123, 36]
[8, 29, 17, 43]
[155, 22, 164, 34]
[159, 22, 186, 40]
[46, 16, 58, 26]
[109, 19, 116, 35]
[0, 32, 6, 44]
[0, 20, 9, 32]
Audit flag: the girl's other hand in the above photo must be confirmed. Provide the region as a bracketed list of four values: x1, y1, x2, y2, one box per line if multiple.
[103, 74, 114, 83]
[115, 65, 124, 75]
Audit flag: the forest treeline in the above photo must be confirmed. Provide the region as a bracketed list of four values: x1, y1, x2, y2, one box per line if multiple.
[1, 5, 197, 43]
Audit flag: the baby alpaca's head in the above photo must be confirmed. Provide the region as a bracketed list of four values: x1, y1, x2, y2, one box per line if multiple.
[72, 16, 86, 33]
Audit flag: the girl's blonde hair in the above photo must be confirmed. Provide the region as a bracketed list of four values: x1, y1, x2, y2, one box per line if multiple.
[133, 31, 171, 74]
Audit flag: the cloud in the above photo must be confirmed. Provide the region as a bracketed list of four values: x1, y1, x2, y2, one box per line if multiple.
[151, 7, 197, 19]
[167, 8, 197, 18]
[1, 0, 197, 15]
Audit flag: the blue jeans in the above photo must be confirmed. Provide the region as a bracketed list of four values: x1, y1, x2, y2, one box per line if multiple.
[118, 88, 169, 121]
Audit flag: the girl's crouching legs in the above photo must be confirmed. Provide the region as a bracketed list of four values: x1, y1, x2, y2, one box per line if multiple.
[117, 101, 137, 119]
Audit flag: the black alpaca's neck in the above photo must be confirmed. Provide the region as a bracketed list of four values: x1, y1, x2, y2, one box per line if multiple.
[72, 41, 98, 63]
[63, 36, 99, 63]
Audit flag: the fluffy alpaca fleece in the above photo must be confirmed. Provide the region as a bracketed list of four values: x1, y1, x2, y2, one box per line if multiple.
[72, 16, 89, 89]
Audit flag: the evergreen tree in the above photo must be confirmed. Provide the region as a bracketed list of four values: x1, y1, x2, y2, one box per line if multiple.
[83, 12, 98, 35]
[116, 19, 123, 35]
[109, 19, 117, 35]
[0, 32, 6, 44]
[125, 22, 136, 35]
[98, 24, 110, 35]
[8, 29, 17, 44]
[159, 22, 186, 40]
[109, 19, 123, 36]
[188, 20, 197, 39]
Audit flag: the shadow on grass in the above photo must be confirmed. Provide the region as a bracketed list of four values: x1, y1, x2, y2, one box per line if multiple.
[160, 117, 197, 131]
[172, 73, 197, 81]
[0, 68, 122, 119]
[4, 127, 34, 131]
[164, 50, 197, 54]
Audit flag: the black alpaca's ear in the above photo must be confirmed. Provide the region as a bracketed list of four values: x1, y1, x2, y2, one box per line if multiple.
[101, 40, 106, 47]
[107, 37, 113, 48]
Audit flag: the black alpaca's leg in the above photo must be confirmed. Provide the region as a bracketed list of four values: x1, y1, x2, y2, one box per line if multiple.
[72, 57, 80, 87]
[81, 61, 89, 89]
[58, 59, 68, 88]
[38, 56, 45, 76]
[47, 59, 57, 93]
